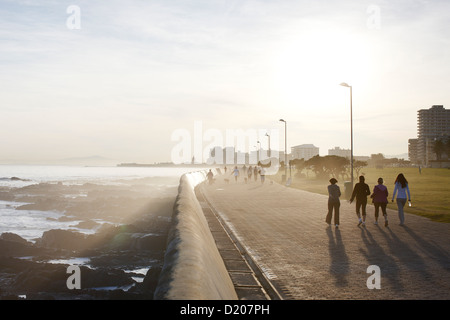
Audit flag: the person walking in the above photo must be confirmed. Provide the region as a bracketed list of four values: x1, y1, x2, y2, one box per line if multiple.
[253, 165, 258, 182]
[231, 166, 240, 183]
[260, 166, 266, 184]
[247, 165, 253, 181]
[371, 177, 389, 227]
[206, 169, 214, 185]
[349, 176, 371, 227]
[392, 173, 411, 226]
[326, 178, 341, 228]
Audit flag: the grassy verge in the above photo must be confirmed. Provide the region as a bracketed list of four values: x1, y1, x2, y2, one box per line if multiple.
[271, 167, 450, 223]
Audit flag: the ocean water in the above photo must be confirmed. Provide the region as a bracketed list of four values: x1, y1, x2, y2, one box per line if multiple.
[0, 199, 81, 240]
[0, 164, 200, 187]
[0, 165, 202, 241]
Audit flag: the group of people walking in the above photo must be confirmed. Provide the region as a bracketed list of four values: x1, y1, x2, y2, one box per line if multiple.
[326, 173, 411, 228]
[207, 165, 268, 185]
[227, 165, 267, 184]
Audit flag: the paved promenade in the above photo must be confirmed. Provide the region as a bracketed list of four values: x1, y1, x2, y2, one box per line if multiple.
[198, 175, 450, 300]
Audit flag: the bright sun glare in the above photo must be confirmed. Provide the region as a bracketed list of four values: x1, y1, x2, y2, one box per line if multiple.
[272, 29, 374, 110]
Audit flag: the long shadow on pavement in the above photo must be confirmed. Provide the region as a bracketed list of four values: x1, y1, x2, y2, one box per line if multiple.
[359, 226, 404, 292]
[402, 225, 450, 269]
[326, 226, 350, 287]
[377, 226, 434, 292]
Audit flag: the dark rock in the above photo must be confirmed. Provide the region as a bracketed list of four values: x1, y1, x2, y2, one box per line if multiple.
[11, 177, 29, 181]
[73, 220, 100, 229]
[0, 239, 32, 257]
[1, 294, 22, 300]
[0, 179, 175, 300]
[105, 232, 167, 251]
[3, 257, 136, 294]
[0, 233, 35, 257]
[141, 266, 162, 291]
[132, 234, 167, 251]
[36, 229, 88, 251]
[12, 261, 67, 292]
[0, 233, 29, 245]
[78, 266, 134, 289]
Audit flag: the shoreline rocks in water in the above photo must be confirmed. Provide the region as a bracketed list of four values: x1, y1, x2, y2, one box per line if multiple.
[0, 178, 177, 300]
[0, 224, 170, 299]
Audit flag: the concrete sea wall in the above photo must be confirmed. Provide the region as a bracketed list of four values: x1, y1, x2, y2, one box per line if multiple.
[154, 169, 238, 300]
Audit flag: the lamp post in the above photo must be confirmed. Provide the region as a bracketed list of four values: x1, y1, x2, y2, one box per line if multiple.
[257, 140, 261, 164]
[265, 132, 271, 158]
[279, 119, 287, 179]
[340, 82, 354, 188]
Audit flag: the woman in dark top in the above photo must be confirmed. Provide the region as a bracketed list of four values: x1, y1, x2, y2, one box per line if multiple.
[326, 178, 341, 228]
[349, 176, 371, 227]
[371, 177, 389, 227]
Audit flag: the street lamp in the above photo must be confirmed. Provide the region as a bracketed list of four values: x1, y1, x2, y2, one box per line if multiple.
[279, 119, 287, 180]
[340, 82, 354, 188]
[257, 140, 261, 163]
[265, 132, 271, 158]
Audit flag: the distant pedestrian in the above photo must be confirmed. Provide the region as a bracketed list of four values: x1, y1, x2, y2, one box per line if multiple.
[253, 166, 258, 182]
[371, 177, 389, 227]
[349, 176, 371, 227]
[326, 178, 341, 228]
[260, 167, 266, 184]
[248, 165, 253, 181]
[392, 173, 411, 226]
[231, 166, 240, 183]
[207, 169, 214, 185]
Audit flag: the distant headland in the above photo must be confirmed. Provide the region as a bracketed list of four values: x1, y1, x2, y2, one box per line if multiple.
[116, 162, 215, 168]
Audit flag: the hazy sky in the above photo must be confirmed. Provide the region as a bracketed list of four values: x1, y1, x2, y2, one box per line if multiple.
[1, 0, 449, 164]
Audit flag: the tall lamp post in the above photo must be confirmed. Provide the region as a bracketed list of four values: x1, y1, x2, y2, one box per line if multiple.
[265, 132, 271, 158]
[340, 82, 354, 188]
[279, 119, 287, 180]
[257, 140, 261, 163]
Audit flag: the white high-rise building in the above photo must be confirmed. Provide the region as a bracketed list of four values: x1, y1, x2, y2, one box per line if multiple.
[328, 147, 351, 158]
[417, 105, 450, 166]
[410, 105, 450, 166]
[291, 144, 319, 160]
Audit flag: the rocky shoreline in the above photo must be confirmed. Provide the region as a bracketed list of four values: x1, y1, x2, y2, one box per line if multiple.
[0, 177, 177, 300]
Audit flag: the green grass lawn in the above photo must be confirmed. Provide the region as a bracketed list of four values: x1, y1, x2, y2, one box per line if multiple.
[271, 167, 450, 223]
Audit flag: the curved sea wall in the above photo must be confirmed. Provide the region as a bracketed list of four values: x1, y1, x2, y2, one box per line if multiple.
[154, 169, 238, 300]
